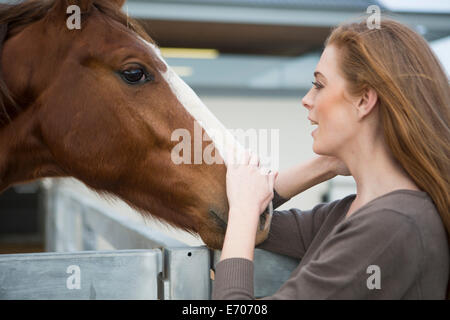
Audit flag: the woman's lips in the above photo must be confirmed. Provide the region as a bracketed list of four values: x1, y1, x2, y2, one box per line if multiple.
[310, 120, 318, 137]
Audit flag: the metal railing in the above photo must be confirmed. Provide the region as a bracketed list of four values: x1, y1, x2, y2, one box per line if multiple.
[0, 179, 299, 300]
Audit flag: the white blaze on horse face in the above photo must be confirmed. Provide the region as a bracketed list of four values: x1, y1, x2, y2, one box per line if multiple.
[141, 39, 244, 165]
[139, 39, 274, 223]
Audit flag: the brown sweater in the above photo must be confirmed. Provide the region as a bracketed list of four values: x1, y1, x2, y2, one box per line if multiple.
[212, 189, 449, 299]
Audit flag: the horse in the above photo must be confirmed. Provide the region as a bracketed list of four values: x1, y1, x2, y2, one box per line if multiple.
[0, 0, 273, 250]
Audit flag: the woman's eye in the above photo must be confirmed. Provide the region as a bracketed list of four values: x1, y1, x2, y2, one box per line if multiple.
[120, 68, 154, 85]
[312, 81, 324, 90]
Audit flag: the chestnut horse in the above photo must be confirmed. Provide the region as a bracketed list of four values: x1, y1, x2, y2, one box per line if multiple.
[0, 0, 272, 250]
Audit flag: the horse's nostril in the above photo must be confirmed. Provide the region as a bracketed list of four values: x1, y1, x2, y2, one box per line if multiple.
[209, 209, 268, 232]
[209, 209, 227, 230]
[259, 212, 267, 231]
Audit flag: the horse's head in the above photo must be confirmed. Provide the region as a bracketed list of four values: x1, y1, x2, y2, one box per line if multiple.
[0, 0, 272, 249]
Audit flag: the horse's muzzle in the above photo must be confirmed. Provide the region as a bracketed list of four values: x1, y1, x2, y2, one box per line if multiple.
[209, 209, 228, 231]
[209, 203, 272, 234]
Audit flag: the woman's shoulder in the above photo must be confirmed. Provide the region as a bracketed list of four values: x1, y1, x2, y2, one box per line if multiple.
[352, 189, 438, 222]
[345, 189, 447, 251]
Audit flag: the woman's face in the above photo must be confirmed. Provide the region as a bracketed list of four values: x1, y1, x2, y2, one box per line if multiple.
[302, 45, 360, 156]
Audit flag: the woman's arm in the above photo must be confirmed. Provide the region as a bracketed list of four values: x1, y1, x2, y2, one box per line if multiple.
[274, 155, 348, 199]
[219, 154, 349, 262]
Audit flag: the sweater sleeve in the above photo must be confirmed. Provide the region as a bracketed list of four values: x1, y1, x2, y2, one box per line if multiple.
[212, 209, 424, 300]
[256, 195, 351, 259]
[271, 188, 291, 209]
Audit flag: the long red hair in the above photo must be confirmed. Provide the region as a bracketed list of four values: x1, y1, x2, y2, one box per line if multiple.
[326, 18, 450, 299]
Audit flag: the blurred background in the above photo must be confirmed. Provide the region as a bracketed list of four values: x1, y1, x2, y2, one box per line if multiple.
[1, 0, 449, 253]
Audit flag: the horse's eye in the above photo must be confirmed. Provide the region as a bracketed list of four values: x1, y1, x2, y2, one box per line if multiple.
[120, 68, 153, 85]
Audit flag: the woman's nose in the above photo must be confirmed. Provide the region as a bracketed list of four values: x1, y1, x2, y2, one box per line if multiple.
[302, 90, 313, 110]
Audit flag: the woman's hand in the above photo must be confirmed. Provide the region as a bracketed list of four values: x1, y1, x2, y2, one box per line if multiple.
[219, 150, 277, 261]
[226, 150, 277, 223]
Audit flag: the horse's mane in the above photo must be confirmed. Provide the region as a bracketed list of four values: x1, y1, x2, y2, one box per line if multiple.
[0, 0, 152, 128]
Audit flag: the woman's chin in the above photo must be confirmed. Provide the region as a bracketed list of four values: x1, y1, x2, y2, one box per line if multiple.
[312, 145, 321, 155]
[312, 141, 330, 156]
[312, 140, 321, 154]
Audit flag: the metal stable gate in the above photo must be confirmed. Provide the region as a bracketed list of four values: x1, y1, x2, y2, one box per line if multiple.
[0, 179, 298, 300]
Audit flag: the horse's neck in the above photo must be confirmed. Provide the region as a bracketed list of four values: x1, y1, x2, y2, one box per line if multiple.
[0, 112, 30, 190]
[0, 28, 68, 193]
[0, 108, 63, 192]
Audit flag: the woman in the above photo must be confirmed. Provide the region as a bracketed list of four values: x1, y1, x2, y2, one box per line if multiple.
[212, 19, 450, 300]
